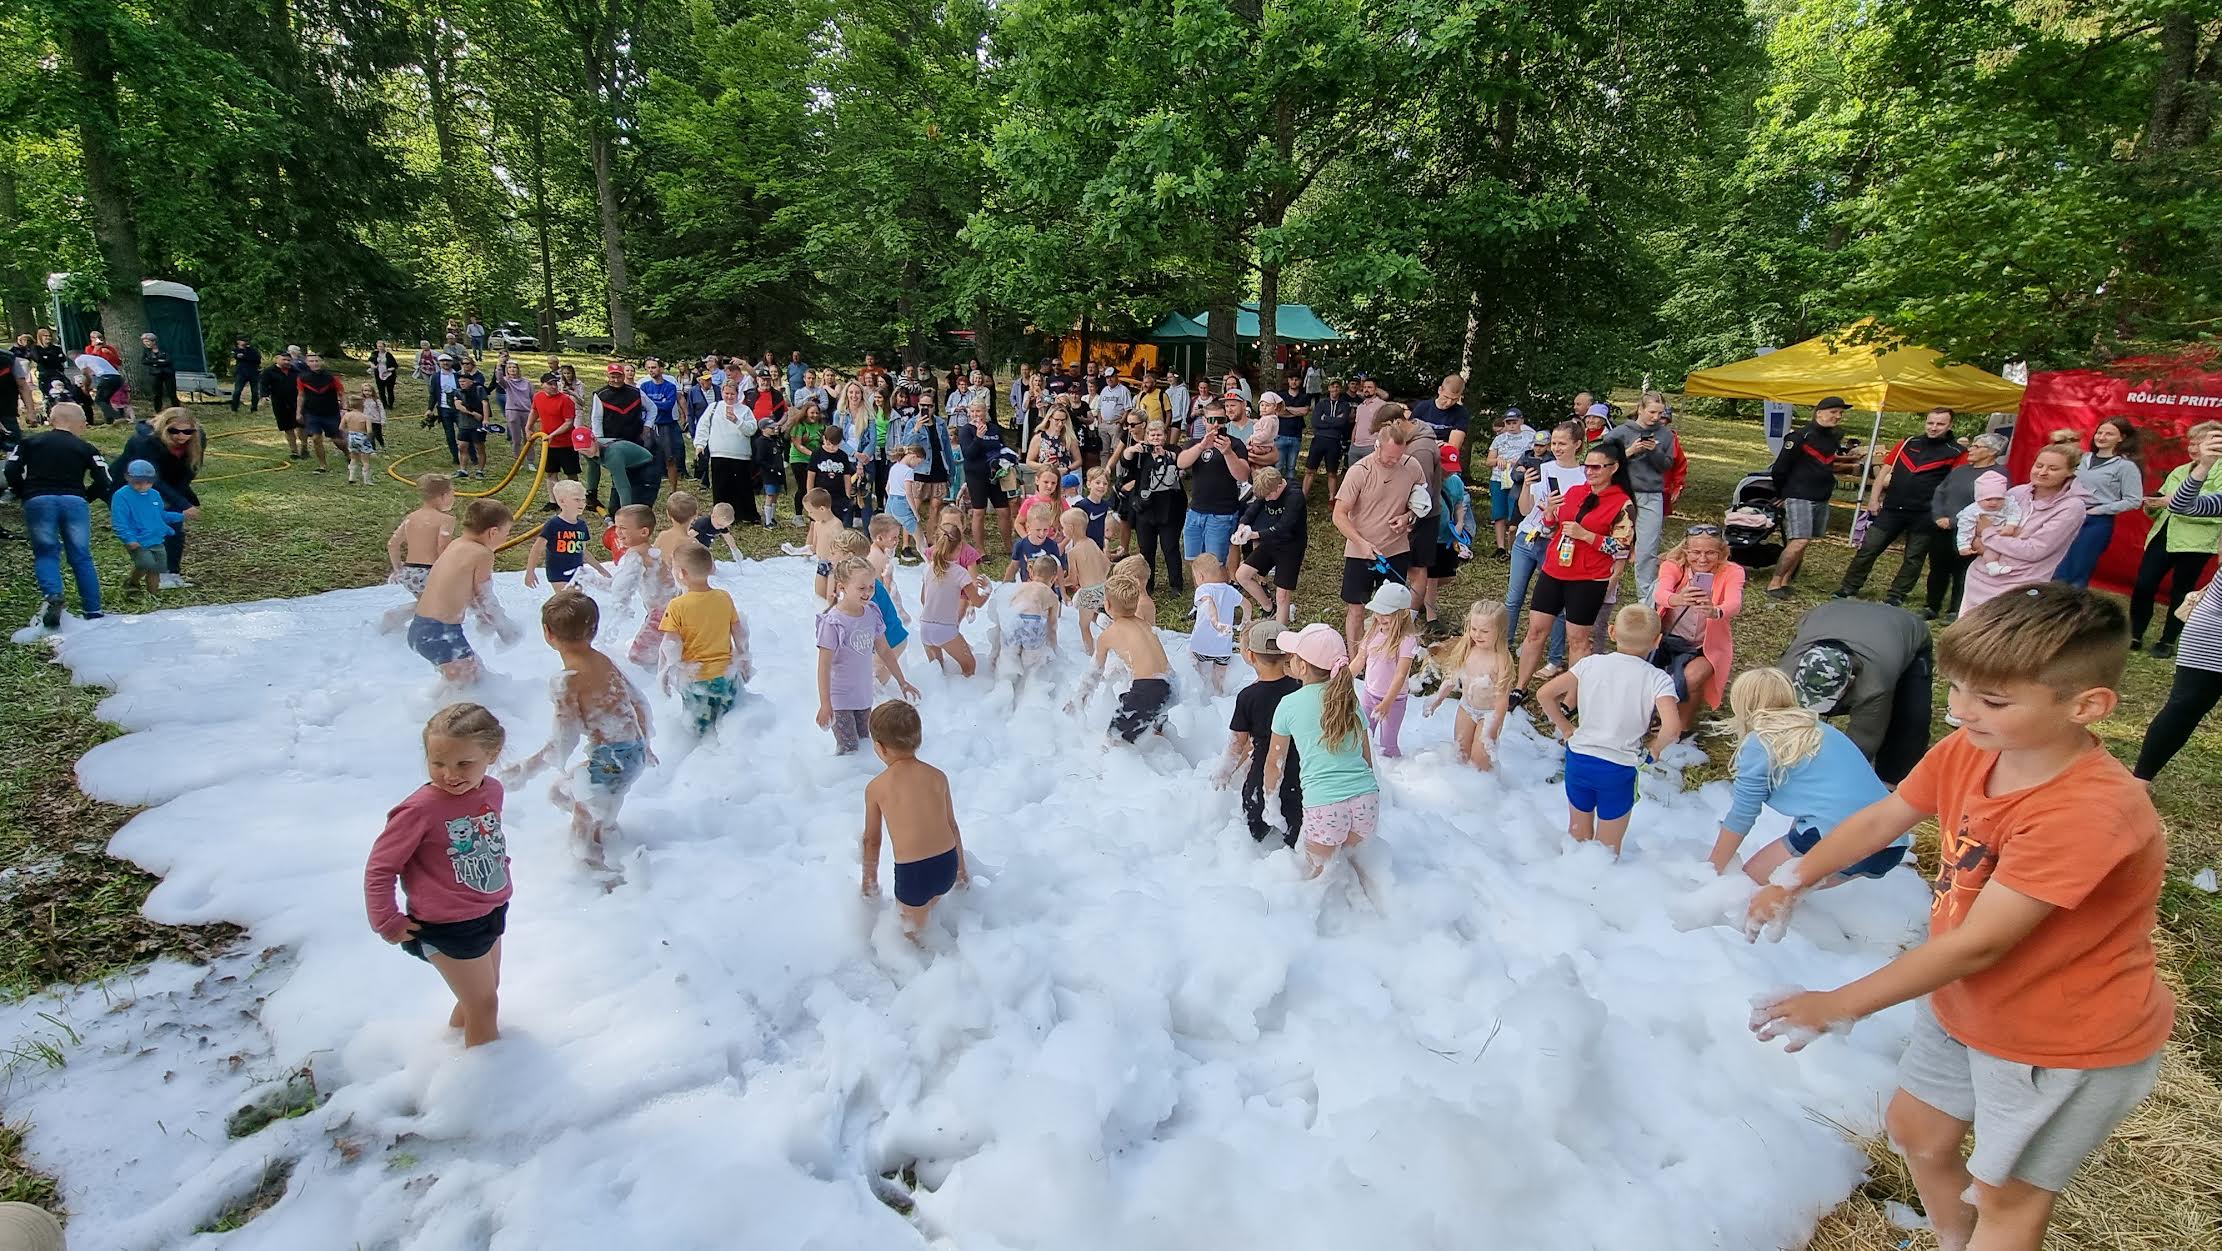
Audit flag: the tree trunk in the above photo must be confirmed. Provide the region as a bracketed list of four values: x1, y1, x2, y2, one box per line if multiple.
[1205, 295, 1238, 379]
[2144, 11, 2219, 153]
[1255, 264, 1281, 391]
[587, 126, 634, 350]
[418, 21, 474, 235]
[62, 17, 151, 397]
[1077, 311, 1092, 374]
[972, 300, 993, 372]
[0, 162, 38, 333]
[529, 120, 558, 347]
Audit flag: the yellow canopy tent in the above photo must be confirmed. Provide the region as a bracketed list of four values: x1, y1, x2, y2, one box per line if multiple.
[1682, 322, 2025, 497]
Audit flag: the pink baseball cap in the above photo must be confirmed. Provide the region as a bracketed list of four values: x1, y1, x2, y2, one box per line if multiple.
[1277, 623, 1348, 672]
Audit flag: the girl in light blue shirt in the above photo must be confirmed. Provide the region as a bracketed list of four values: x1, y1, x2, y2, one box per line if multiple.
[1710, 667, 1909, 885]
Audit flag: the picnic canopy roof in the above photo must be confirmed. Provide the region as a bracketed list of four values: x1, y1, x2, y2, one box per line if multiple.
[1147, 303, 1344, 344]
[1682, 322, 2025, 413]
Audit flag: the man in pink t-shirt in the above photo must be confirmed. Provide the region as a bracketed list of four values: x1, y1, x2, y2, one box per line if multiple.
[1332, 412, 1425, 650]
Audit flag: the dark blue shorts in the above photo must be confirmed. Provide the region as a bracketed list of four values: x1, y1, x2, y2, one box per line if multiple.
[1786, 824, 1908, 880]
[894, 847, 960, 907]
[402, 902, 507, 962]
[407, 615, 474, 667]
[1564, 749, 1638, 821]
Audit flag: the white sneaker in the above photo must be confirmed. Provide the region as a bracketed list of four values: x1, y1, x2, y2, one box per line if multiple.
[158, 573, 194, 590]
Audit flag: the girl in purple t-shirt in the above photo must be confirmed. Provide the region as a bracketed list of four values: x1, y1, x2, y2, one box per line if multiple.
[817, 556, 920, 754]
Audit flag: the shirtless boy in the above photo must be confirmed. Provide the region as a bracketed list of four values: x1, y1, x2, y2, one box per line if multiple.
[859, 699, 968, 939]
[408, 499, 520, 685]
[382, 473, 455, 631]
[1060, 505, 1111, 651]
[1072, 573, 1176, 742]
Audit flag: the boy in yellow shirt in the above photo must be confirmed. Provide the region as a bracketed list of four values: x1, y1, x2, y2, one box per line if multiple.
[657, 543, 751, 734]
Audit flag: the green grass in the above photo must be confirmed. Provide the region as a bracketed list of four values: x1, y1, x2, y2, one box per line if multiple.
[2, 378, 2218, 1241]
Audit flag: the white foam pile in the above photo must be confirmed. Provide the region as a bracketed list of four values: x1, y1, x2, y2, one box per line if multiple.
[3, 554, 1932, 1250]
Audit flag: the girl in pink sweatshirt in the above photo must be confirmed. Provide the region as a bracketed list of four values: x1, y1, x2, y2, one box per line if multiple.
[364, 703, 512, 1047]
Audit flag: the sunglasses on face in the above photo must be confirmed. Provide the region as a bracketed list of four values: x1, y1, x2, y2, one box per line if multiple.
[167, 428, 197, 438]
[1584, 460, 1613, 470]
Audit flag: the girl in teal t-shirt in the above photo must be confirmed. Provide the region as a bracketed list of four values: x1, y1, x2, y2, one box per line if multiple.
[1266, 624, 1381, 877]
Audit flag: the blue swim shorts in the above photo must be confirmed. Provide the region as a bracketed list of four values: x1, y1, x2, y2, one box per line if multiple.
[1563, 748, 1638, 821]
[407, 615, 474, 667]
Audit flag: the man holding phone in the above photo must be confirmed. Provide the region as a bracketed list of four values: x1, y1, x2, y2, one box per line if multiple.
[1604, 390, 1680, 601]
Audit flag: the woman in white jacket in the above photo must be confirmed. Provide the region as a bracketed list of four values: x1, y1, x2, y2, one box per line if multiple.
[694, 375, 759, 519]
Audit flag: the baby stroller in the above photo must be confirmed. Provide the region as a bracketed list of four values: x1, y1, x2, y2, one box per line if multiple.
[1724, 472, 1784, 569]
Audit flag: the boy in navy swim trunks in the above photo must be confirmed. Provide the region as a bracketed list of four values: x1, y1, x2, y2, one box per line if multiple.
[860, 699, 968, 940]
[504, 590, 655, 873]
[409, 499, 521, 686]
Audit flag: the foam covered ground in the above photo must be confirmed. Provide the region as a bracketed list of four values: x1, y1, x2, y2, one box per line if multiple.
[5, 555, 1931, 1250]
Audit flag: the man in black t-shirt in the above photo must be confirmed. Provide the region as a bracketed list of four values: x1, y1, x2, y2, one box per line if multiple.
[1220, 622, 1303, 845]
[263, 354, 300, 457]
[810, 423, 858, 524]
[1407, 373, 1471, 454]
[1836, 406, 1965, 606]
[1766, 396, 1851, 599]
[296, 351, 347, 473]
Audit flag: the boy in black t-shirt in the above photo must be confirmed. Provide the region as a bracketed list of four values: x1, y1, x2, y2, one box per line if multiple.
[525, 481, 607, 588]
[1215, 621, 1304, 845]
[809, 424, 858, 525]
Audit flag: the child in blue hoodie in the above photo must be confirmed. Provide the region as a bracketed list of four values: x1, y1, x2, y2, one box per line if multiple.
[112, 458, 184, 598]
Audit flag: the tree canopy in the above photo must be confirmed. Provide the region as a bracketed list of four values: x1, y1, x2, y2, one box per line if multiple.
[5, 0, 2218, 393]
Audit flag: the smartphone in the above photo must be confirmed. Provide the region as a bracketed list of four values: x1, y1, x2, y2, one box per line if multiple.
[1692, 571, 1715, 595]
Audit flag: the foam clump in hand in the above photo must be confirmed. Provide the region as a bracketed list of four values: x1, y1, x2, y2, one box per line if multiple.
[1747, 986, 1848, 1052]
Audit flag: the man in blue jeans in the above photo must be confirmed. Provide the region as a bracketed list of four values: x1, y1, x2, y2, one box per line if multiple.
[1179, 404, 1250, 565]
[5, 403, 112, 627]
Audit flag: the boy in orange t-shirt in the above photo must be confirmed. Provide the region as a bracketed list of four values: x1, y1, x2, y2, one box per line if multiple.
[1746, 583, 2171, 1251]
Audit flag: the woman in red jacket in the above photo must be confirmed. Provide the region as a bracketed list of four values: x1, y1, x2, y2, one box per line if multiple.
[1517, 443, 1631, 687]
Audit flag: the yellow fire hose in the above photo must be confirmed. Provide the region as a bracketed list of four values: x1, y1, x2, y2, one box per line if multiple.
[191, 427, 293, 484]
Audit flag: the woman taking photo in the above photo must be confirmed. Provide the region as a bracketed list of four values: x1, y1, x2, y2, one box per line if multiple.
[891, 387, 956, 509]
[118, 407, 205, 588]
[1504, 422, 1587, 669]
[1649, 524, 1744, 732]
[498, 362, 533, 451]
[2129, 420, 2222, 655]
[2054, 417, 2145, 587]
[1123, 419, 1188, 593]
[1515, 442, 1629, 688]
[1959, 442, 2087, 612]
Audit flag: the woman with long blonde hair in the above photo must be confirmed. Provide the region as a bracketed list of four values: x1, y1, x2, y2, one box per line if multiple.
[1709, 668, 1908, 886]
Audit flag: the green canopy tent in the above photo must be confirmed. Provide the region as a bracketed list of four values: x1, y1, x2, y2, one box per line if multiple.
[1146, 303, 1344, 382]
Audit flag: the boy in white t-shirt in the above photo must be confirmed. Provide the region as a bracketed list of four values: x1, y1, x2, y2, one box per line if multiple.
[1189, 552, 1245, 694]
[1537, 603, 1679, 856]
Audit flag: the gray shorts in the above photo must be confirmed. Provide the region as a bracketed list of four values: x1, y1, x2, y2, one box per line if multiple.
[1782, 497, 1830, 540]
[1895, 1000, 2160, 1192]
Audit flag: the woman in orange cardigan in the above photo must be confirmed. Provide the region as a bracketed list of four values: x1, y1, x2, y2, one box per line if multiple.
[1649, 525, 1744, 730]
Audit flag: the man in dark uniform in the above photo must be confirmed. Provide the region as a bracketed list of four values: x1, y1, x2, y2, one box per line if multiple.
[140, 332, 178, 411]
[230, 336, 262, 412]
[1782, 599, 1934, 785]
